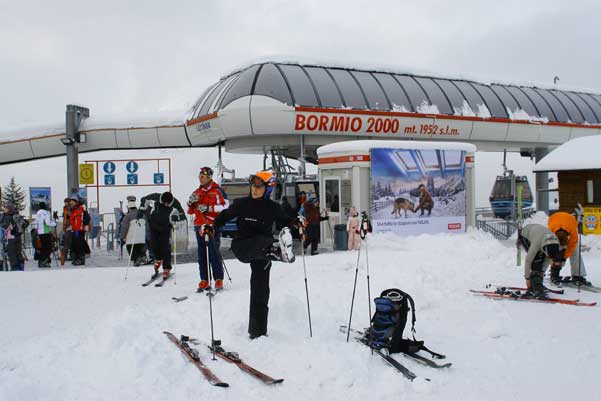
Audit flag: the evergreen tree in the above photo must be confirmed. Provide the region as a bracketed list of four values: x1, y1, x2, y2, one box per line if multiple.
[2, 177, 26, 212]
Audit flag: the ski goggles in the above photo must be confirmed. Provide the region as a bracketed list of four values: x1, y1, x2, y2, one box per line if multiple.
[199, 167, 213, 177]
[249, 175, 266, 188]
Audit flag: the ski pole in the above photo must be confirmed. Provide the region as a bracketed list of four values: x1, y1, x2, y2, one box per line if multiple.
[576, 203, 584, 293]
[299, 225, 313, 337]
[124, 240, 134, 280]
[210, 233, 232, 283]
[364, 234, 372, 321]
[173, 226, 177, 285]
[346, 240, 362, 342]
[362, 214, 372, 321]
[205, 227, 217, 360]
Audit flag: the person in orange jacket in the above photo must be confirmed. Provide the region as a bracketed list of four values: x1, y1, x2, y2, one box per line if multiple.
[68, 196, 86, 266]
[548, 211, 591, 286]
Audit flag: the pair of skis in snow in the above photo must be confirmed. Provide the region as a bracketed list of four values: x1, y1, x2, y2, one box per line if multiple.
[141, 272, 174, 287]
[471, 286, 597, 307]
[340, 326, 451, 382]
[163, 331, 283, 387]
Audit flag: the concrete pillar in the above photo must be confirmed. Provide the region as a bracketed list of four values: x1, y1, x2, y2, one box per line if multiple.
[64, 105, 90, 195]
[535, 147, 550, 214]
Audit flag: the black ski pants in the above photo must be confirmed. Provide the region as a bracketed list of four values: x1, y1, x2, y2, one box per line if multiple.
[303, 224, 321, 254]
[249, 259, 272, 338]
[71, 231, 86, 264]
[150, 229, 172, 271]
[39, 233, 53, 266]
[6, 238, 24, 270]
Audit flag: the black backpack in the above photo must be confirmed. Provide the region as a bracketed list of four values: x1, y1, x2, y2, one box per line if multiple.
[367, 288, 444, 358]
[83, 210, 91, 226]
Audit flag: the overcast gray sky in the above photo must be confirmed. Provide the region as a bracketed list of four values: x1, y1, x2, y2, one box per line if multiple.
[0, 0, 598, 211]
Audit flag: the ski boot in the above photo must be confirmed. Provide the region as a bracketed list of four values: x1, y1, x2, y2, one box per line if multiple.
[550, 266, 563, 285]
[569, 276, 592, 286]
[215, 279, 224, 291]
[197, 280, 210, 293]
[162, 268, 172, 280]
[278, 227, 295, 263]
[151, 261, 162, 279]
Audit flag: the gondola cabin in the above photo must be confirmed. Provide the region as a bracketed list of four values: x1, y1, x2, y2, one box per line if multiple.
[489, 175, 534, 219]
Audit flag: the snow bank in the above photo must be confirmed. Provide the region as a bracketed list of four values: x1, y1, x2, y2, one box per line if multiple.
[0, 230, 599, 401]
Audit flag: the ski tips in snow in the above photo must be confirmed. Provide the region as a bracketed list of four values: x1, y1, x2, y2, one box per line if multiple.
[471, 288, 597, 307]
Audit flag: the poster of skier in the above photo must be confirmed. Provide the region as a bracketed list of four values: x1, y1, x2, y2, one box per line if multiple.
[370, 147, 467, 236]
[29, 187, 52, 214]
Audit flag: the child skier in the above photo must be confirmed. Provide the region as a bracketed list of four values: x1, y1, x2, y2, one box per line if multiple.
[147, 192, 186, 280]
[346, 207, 361, 250]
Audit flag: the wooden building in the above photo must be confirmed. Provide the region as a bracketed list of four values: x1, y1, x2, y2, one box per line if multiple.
[534, 135, 601, 234]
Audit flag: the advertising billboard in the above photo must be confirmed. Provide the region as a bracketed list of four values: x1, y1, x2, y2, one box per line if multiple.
[29, 187, 52, 214]
[370, 147, 467, 235]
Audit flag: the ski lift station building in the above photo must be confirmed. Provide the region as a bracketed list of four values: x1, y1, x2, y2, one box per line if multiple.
[1, 58, 601, 214]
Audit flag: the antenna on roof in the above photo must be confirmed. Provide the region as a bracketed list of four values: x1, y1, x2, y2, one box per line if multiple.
[553, 76, 560, 85]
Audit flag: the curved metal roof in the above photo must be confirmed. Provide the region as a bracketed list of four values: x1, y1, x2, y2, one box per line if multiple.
[189, 62, 601, 125]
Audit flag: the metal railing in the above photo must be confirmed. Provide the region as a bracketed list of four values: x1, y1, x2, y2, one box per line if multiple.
[476, 219, 518, 240]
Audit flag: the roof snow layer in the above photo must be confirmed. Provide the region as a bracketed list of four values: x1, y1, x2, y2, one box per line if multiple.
[533, 135, 601, 172]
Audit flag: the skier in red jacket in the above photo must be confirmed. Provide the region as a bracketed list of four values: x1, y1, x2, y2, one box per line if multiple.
[188, 166, 228, 291]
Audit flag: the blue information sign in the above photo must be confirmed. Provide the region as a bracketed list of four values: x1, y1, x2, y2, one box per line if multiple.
[153, 173, 165, 184]
[103, 161, 116, 174]
[127, 174, 138, 185]
[104, 175, 115, 185]
[126, 161, 139, 173]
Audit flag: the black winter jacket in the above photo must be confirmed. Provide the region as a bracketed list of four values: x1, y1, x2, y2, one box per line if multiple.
[214, 197, 295, 240]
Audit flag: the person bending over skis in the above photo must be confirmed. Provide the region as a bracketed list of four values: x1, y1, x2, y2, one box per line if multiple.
[518, 223, 562, 298]
[213, 170, 302, 339]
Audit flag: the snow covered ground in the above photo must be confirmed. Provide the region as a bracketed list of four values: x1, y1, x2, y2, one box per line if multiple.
[1, 225, 600, 401]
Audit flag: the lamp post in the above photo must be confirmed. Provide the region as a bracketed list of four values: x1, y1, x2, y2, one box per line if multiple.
[63, 105, 90, 195]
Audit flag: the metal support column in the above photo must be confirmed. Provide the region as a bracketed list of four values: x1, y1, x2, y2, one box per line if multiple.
[534, 147, 550, 214]
[64, 105, 90, 195]
[299, 135, 306, 179]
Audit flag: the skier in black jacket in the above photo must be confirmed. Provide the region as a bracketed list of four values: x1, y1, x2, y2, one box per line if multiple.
[214, 170, 300, 339]
[147, 192, 186, 280]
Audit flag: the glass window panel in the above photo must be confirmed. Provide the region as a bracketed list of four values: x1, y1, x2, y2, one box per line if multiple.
[214, 74, 240, 111]
[350, 71, 389, 110]
[564, 92, 598, 123]
[577, 93, 601, 123]
[220, 64, 260, 109]
[505, 86, 540, 117]
[420, 150, 439, 168]
[469, 82, 508, 118]
[325, 179, 340, 212]
[394, 75, 429, 111]
[520, 87, 557, 121]
[490, 85, 520, 114]
[304, 67, 344, 108]
[394, 150, 418, 170]
[328, 69, 367, 109]
[444, 150, 462, 167]
[434, 79, 468, 112]
[551, 90, 584, 123]
[414, 77, 452, 115]
[192, 82, 218, 118]
[199, 76, 234, 116]
[279, 65, 319, 107]
[533, 89, 569, 122]
[453, 81, 492, 116]
[253, 63, 292, 106]
[373, 73, 413, 111]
